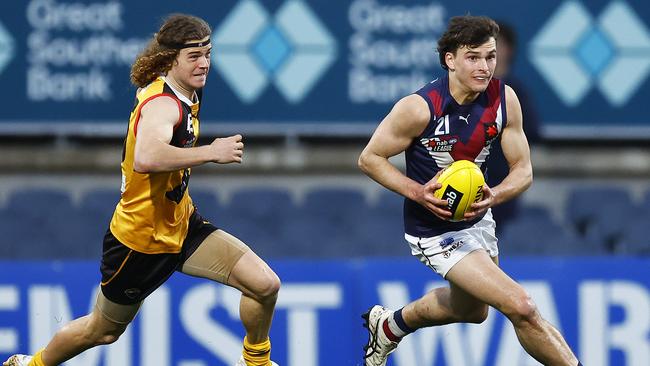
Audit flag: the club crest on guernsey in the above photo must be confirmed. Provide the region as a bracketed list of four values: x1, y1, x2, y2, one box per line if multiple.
[484, 122, 499, 145]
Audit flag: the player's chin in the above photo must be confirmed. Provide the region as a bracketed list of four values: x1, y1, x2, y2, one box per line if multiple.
[190, 75, 207, 88]
[472, 83, 489, 93]
[192, 80, 207, 89]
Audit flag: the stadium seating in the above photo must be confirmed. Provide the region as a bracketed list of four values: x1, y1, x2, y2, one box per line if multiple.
[0, 185, 648, 259]
[278, 212, 351, 257]
[353, 211, 407, 257]
[642, 189, 650, 215]
[187, 188, 221, 221]
[0, 209, 54, 258]
[374, 191, 404, 214]
[2, 189, 78, 258]
[356, 191, 407, 257]
[7, 188, 74, 220]
[302, 188, 367, 223]
[517, 204, 553, 222]
[499, 216, 561, 255]
[80, 188, 120, 223]
[615, 214, 650, 255]
[564, 186, 650, 253]
[227, 187, 294, 219]
[543, 232, 605, 256]
[565, 187, 633, 236]
[46, 209, 104, 258]
[216, 187, 295, 258]
[584, 210, 630, 252]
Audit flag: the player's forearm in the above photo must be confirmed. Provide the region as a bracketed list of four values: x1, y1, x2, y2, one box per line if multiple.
[491, 161, 532, 206]
[359, 152, 421, 201]
[134, 143, 212, 173]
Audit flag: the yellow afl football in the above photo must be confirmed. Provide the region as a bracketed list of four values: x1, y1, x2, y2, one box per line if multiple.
[434, 160, 485, 222]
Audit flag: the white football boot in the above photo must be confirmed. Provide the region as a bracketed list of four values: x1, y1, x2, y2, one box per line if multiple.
[3, 355, 33, 366]
[362, 305, 400, 366]
[234, 356, 279, 366]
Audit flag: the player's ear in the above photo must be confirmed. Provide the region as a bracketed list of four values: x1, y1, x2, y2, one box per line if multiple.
[445, 52, 455, 71]
[171, 52, 181, 66]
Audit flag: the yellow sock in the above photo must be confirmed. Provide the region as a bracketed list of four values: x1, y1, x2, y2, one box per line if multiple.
[28, 350, 45, 366]
[242, 336, 271, 366]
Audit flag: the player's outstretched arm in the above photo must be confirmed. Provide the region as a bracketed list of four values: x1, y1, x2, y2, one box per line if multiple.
[358, 94, 451, 220]
[487, 85, 533, 207]
[133, 96, 243, 173]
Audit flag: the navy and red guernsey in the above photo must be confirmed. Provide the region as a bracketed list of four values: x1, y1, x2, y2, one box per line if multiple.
[404, 74, 507, 237]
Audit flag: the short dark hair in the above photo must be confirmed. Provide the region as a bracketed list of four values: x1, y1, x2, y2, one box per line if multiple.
[437, 15, 500, 70]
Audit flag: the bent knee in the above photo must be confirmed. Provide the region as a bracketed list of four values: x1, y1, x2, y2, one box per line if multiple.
[83, 317, 128, 346]
[252, 271, 281, 301]
[502, 294, 539, 324]
[82, 326, 126, 346]
[95, 332, 121, 346]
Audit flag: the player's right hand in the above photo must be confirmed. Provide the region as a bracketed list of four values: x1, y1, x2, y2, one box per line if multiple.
[209, 134, 244, 164]
[417, 170, 452, 220]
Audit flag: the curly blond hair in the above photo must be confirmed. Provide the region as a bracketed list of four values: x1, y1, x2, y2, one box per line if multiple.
[130, 14, 211, 88]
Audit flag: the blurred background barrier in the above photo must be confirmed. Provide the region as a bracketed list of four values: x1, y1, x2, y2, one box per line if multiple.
[1, 259, 649, 366]
[0, 0, 649, 138]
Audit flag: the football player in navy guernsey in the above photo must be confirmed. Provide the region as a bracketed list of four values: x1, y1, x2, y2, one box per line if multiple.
[358, 15, 581, 366]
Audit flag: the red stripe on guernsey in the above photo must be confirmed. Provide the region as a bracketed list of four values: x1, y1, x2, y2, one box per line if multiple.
[427, 89, 443, 117]
[133, 93, 183, 137]
[479, 79, 501, 125]
[450, 79, 502, 161]
[382, 319, 401, 342]
[450, 126, 485, 161]
[485, 79, 501, 119]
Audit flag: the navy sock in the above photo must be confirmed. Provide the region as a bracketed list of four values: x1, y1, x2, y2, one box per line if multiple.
[383, 308, 415, 342]
[393, 308, 415, 334]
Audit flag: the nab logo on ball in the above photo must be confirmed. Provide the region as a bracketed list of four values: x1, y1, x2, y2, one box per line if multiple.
[434, 160, 485, 222]
[440, 185, 463, 215]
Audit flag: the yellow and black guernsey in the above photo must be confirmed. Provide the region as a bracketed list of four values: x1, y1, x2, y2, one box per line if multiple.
[110, 76, 201, 254]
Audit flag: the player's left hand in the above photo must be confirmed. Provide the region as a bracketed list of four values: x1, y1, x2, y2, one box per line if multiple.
[463, 185, 493, 220]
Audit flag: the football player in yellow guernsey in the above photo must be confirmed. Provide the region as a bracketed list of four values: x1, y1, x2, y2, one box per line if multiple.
[4, 14, 280, 366]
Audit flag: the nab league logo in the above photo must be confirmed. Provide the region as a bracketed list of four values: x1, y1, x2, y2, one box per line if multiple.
[421, 136, 458, 153]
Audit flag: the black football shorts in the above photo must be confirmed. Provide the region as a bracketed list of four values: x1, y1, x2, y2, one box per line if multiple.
[99, 209, 217, 305]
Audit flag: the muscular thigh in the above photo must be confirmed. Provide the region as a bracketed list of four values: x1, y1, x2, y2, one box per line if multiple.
[446, 251, 526, 310]
[449, 255, 499, 312]
[95, 288, 141, 327]
[180, 229, 249, 284]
